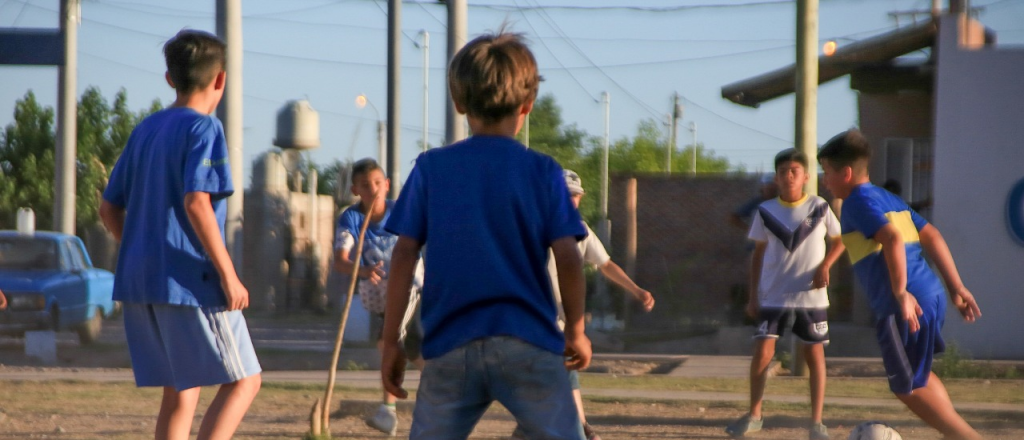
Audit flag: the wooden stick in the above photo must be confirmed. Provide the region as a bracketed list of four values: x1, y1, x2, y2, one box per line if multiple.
[320, 193, 380, 433]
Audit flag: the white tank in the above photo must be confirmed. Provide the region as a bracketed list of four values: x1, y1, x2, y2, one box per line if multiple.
[273, 100, 320, 150]
[17, 207, 35, 235]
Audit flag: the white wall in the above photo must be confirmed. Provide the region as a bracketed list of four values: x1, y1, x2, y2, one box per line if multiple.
[933, 16, 1024, 359]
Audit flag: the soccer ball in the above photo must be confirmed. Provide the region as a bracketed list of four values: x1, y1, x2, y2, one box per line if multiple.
[848, 421, 902, 440]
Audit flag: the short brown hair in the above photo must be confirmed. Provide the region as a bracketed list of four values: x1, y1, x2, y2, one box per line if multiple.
[164, 30, 226, 93]
[351, 158, 384, 184]
[448, 30, 540, 124]
[774, 148, 808, 170]
[817, 129, 871, 170]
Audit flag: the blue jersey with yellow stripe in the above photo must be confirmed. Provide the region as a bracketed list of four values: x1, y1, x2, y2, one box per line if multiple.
[840, 183, 944, 318]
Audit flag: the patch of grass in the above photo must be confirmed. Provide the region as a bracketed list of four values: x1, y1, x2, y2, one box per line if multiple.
[933, 343, 1024, 379]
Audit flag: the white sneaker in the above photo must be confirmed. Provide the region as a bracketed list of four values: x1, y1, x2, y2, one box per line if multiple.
[365, 404, 398, 436]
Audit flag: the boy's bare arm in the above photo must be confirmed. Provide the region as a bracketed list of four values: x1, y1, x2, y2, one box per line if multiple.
[99, 201, 126, 241]
[597, 261, 654, 311]
[184, 192, 248, 311]
[873, 224, 922, 332]
[747, 241, 767, 319]
[380, 235, 422, 399]
[918, 224, 981, 322]
[813, 236, 846, 288]
[551, 236, 592, 371]
[0, 289, 6, 310]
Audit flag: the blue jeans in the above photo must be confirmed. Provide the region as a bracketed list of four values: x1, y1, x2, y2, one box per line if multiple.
[411, 336, 584, 440]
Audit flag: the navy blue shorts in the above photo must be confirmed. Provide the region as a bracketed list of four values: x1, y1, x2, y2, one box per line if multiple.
[754, 307, 830, 344]
[876, 294, 946, 395]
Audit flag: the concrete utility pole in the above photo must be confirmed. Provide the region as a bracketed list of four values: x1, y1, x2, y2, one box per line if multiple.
[667, 93, 680, 175]
[595, 91, 611, 324]
[216, 0, 244, 268]
[418, 30, 429, 152]
[387, 0, 401, 198]
[793, 0, 819, 376]
[689, 121, 697, 177]
[796, 0, 819, 198]
[446, 0, 468, 145]
[54, 0, 79, 234]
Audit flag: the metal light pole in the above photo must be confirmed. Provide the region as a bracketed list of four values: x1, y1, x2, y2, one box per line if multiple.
[356, 94, 386, 168]
[417, 30, 429, 152]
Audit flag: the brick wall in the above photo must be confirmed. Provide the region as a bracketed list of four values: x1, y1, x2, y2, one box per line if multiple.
[605, 174, 855, 335]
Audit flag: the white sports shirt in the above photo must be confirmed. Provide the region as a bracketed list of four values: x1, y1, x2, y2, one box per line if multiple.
[748, 194, 840, 308]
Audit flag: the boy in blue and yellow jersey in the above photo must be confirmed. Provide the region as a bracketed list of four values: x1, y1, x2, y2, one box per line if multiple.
[817, 129, 982, 440]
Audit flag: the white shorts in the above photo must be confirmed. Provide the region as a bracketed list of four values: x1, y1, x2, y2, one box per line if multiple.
[123, 303, 262, 391]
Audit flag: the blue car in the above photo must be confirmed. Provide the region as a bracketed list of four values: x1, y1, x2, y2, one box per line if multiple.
[0, 230, 118, 345]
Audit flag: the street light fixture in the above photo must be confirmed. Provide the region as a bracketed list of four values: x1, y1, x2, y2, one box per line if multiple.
[355, 94, 386, 168]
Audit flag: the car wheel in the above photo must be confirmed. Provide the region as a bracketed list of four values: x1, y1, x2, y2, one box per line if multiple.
[77, 308, 102, 345]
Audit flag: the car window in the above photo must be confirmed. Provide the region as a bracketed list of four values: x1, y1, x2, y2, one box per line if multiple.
[65, 240, 90, 271]
[0, 237, 60, 271]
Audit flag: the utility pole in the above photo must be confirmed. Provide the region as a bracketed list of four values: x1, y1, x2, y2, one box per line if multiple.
[54, 0, 78, 234]
[793, 0, 820, 377]
[216, 0, 244, 268]
[667, 93, 680, 175]
[689, 121, 697, 177]
[446, 0, 468, 145]
[387, 0, 401, 198]
[596, 91, 611, 325]
[418, 30, 429, 152]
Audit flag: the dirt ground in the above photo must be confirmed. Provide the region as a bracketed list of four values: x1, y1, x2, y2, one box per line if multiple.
[2, 314, 1023, 439]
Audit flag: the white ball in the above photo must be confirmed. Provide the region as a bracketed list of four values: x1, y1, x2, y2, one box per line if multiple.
[848, 421, 903, 440]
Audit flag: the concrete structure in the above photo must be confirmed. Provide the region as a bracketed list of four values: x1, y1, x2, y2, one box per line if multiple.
[244, 151, 336, 312]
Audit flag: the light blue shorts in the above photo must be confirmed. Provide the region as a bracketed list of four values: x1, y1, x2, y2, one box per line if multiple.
[123, 303, 262, 391]
[411, 336, 584, 440]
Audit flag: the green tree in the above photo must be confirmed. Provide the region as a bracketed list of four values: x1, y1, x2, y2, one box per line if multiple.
[0, 88, 160, 230]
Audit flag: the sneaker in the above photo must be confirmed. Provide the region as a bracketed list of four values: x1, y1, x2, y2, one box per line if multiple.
[809, 422, 829, 440]
[583, 423, 602, 440]
[365, 404, 398, 436]
[509, 425, 528, 440]
[725, 413, 763, 438]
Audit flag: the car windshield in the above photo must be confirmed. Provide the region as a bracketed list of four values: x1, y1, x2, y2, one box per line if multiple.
[0, 237, 60, 271]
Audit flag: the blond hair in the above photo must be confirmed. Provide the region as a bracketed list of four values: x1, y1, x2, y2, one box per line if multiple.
[448, 30, 540, 124]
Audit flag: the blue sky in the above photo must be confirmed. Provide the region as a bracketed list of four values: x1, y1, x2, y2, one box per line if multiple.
[1, 0, 1022, 185]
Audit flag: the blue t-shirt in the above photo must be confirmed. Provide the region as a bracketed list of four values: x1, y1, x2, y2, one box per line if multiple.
[385, 135, 587, 359]
[336, 200, 398, 272]
[102, 107, 233, 307]
[840, 183, 944, 318]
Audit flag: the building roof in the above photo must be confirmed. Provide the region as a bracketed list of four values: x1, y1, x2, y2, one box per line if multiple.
[720, 19, 938, 108]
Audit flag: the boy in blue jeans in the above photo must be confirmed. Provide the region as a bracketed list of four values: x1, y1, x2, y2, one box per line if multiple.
[818, 129, 982, 440]
[333, 158, 423, 436]
[99, 30, 261, 440]
[380, 29, 591, 439]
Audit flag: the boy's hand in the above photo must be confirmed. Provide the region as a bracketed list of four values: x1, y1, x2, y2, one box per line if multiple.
[563, 333, 592, 371]
[381, 341, 409, 399]
[222, 277, 249, 311]
[896, 291, 923, 333]
[951, 286, 981, 322]
[633, 289, 655, 312]
[745, 299, 759, 320]
[360, 261, 386, 285]
[812, 264, 831, 289]
[0, 289, 6, 310]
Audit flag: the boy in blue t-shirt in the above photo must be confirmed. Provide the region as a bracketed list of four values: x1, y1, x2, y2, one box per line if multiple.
[818, 129, 982, 440]
[381, 30, 590, 440]
[332, 158, 423, 436]
[99, 30, 261, 440]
